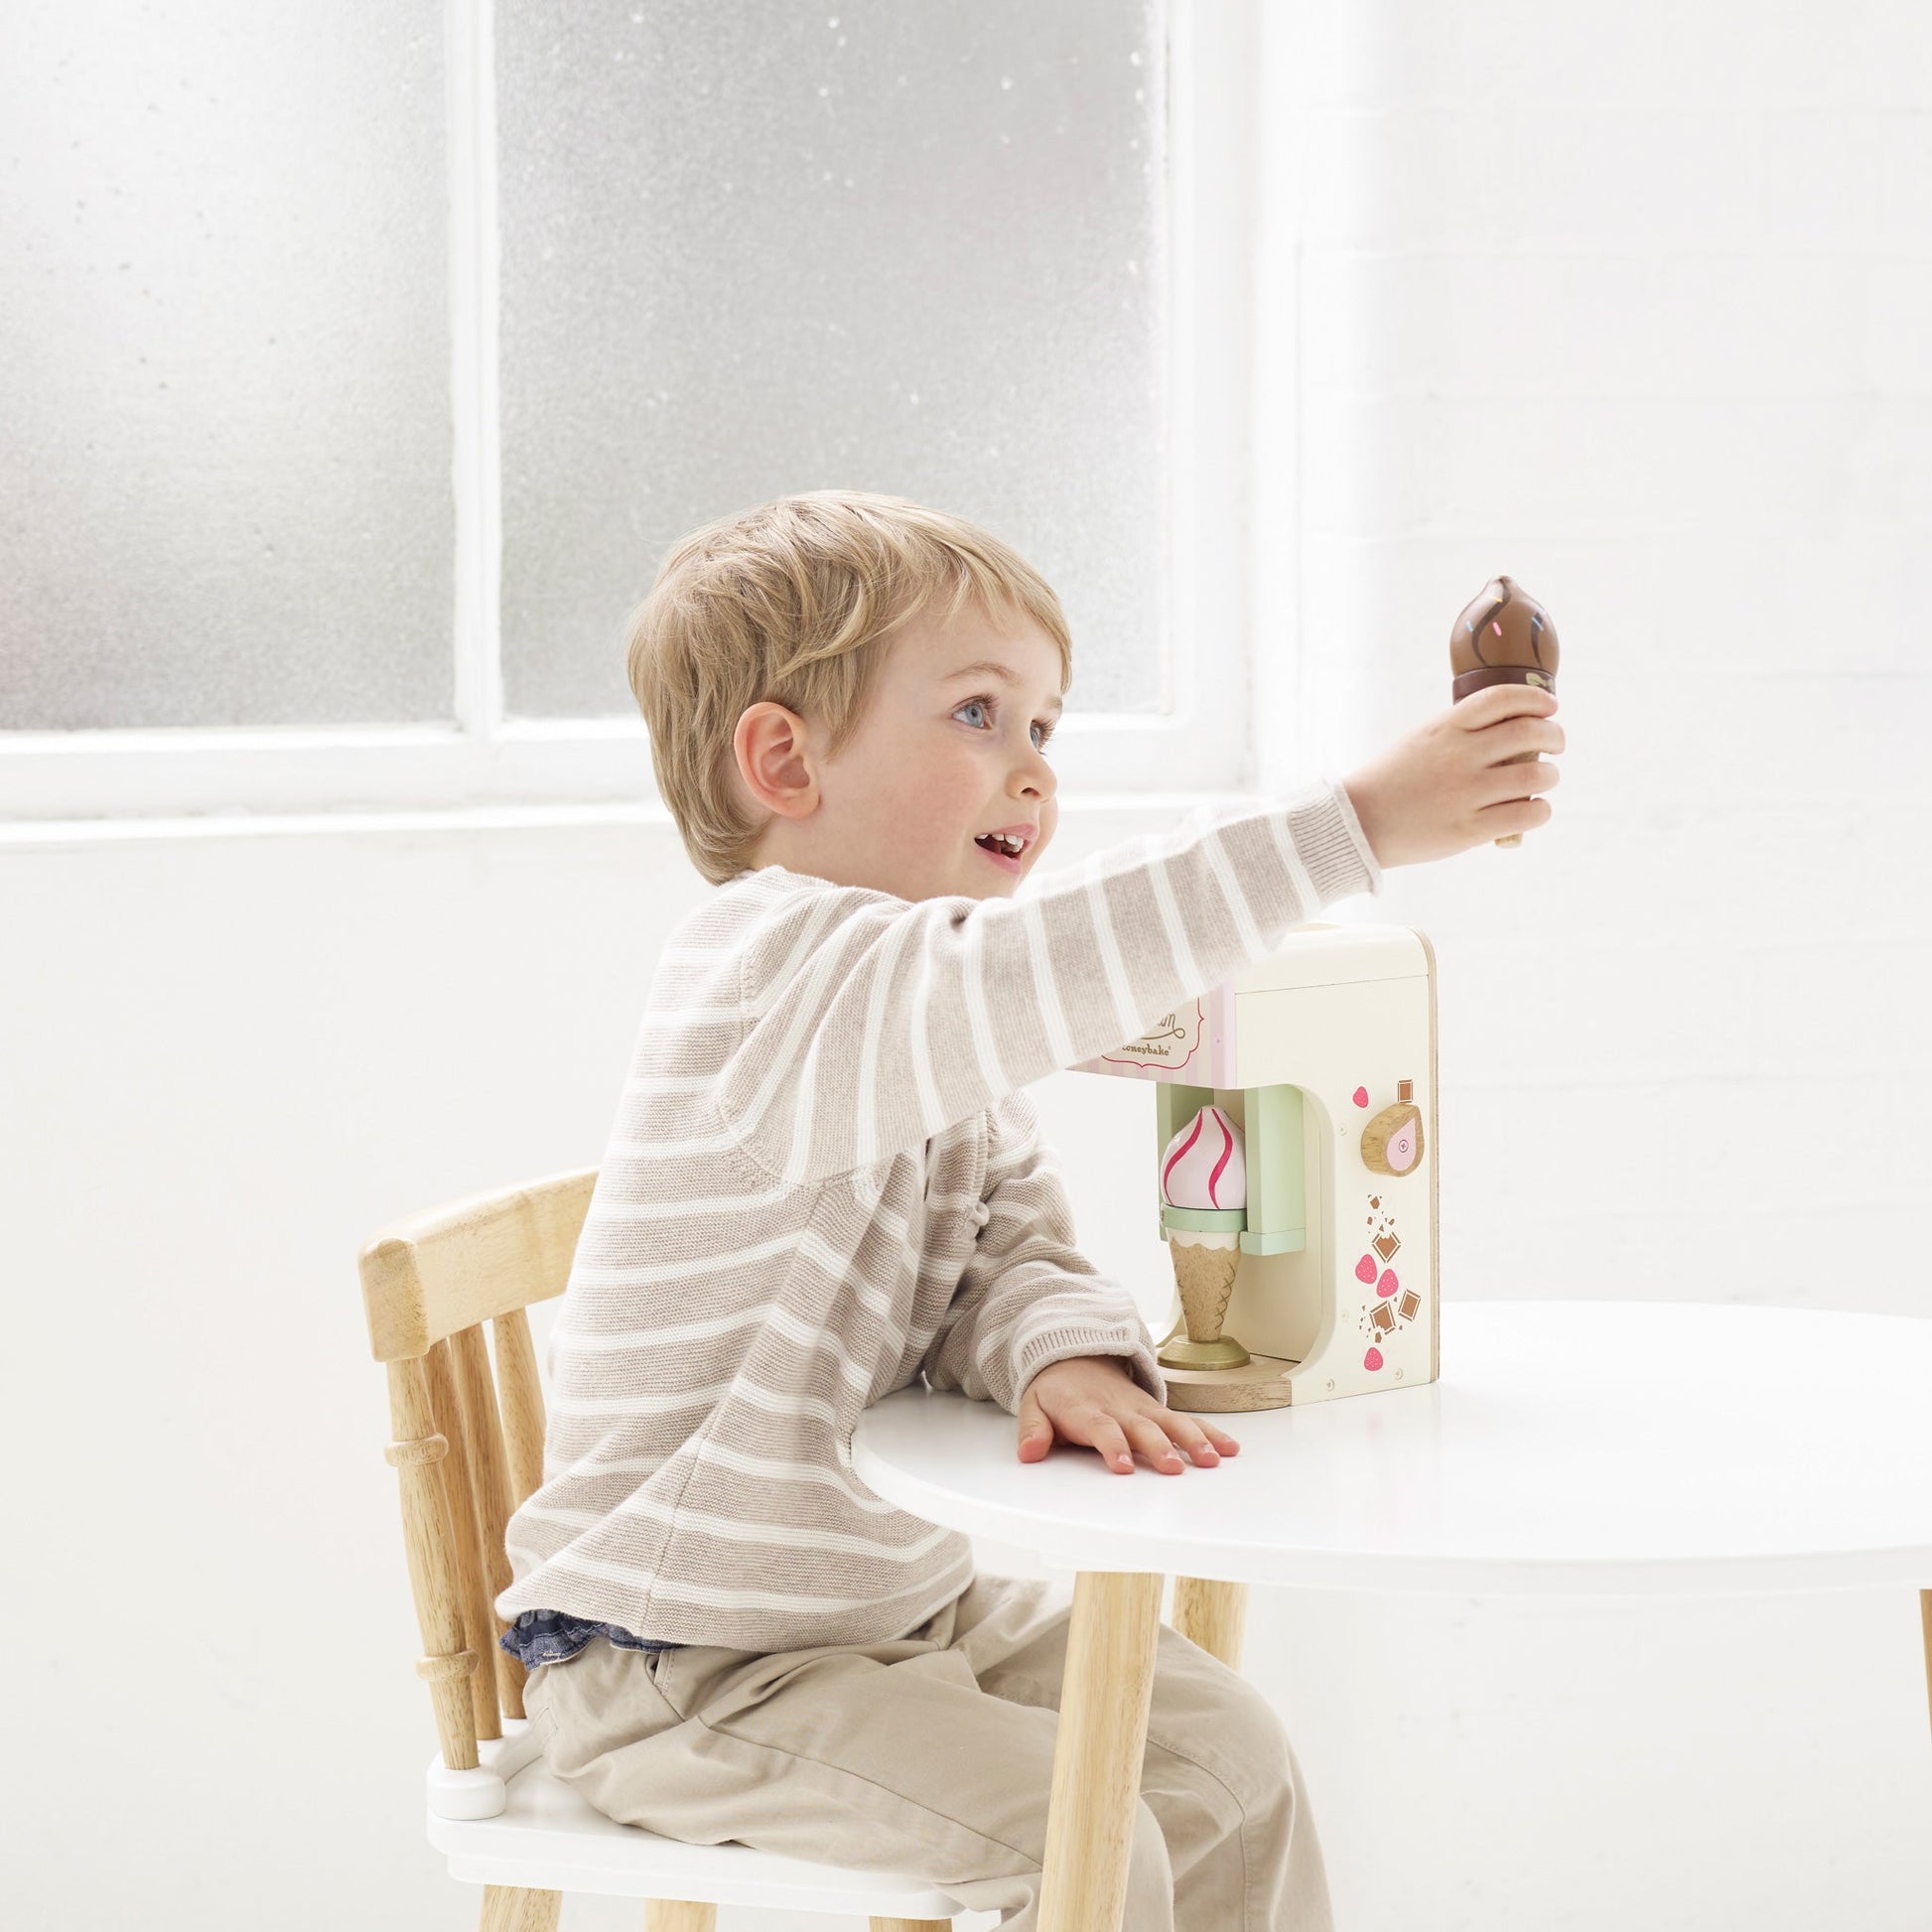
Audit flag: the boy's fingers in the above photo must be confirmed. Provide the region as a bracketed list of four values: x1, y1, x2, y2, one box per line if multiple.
[1480, 762, 1561, 812]
[1020, 1401, 1243, 1474]
[1454, 684, 1557, 728]
[1094, 1419, 1137, 1472]
[1482, 796, 1554, 836]
[1157, 1405, 1237, 1452]
[1121, 1415, 1186, 1471]
[1477, 715, 1564, 762]
[1169, 1419, 1223, 1463]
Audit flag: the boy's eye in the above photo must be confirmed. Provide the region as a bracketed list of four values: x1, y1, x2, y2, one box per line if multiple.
[954, 696, 1054, 753]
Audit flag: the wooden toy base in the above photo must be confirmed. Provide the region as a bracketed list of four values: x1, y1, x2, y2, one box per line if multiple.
[1156, 1324, 1299, 1412]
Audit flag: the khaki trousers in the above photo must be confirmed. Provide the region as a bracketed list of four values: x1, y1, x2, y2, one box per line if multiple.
[523, 1570, 1334, 1931]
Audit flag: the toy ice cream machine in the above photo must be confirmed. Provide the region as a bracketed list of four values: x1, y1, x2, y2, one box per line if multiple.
[1075, 922, 1440, 1412]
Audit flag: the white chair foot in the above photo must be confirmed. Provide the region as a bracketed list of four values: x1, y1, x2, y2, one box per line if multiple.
[429, 1718, 547, 1821]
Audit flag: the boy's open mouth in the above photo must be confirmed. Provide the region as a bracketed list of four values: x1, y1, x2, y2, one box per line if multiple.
[974, 831, 1030, 869]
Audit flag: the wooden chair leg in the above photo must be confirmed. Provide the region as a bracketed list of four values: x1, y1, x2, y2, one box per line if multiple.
[480, 1885, 560, 1931]
[645, 1903, 717, 1931]
[1172, 1574, 1251, 1671]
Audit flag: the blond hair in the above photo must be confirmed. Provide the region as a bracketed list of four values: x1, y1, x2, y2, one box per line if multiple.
[627, 488, 1072, 885]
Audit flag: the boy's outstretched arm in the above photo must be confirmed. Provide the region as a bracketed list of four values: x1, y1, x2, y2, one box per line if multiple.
[710, 682, 1561, 1188]
[920, 1093, 1241, 1475]
[714, 775, 1380, 1186]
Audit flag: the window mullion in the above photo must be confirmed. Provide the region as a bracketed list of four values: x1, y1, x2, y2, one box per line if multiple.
[448, 0, 501, 746]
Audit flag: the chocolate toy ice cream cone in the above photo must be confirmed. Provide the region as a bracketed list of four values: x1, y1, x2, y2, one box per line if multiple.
[1449, 574, 1559, 848]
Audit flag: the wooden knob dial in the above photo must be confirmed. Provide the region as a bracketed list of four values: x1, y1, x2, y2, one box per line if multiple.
[1360, 1081, 1425, 1176]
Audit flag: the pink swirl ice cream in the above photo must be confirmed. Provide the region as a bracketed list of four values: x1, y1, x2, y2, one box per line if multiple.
[1160, 1104, 1246, 1211]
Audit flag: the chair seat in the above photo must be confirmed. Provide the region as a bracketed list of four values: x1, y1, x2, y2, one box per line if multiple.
[425, 1720, 963, 1920]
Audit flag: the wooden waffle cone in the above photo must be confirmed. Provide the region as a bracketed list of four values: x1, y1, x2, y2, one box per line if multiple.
[1169, 1234, 1240, 1344]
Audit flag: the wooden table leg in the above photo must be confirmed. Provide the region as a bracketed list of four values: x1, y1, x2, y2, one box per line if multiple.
[1037, 1570, 1165, 1932]
[1172, 1576, 1251, 1671]
[1920, 1588, 1931, 1743]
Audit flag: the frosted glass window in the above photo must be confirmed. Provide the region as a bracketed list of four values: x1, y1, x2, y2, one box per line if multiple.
[498, 0, 1168, 720]
[0, 1, 453, 731]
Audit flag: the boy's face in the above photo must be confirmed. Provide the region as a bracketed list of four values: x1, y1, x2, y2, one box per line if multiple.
[735, 595, 1063, 902]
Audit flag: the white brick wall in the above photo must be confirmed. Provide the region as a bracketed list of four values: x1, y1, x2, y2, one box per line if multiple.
[1219, 5, 1932, 1926]
[1251, 1, 1932, 1324]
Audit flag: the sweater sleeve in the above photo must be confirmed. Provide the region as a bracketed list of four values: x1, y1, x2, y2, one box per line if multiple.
[920, 1092, 1168, 1414]
[714, 773, 1383, 1186]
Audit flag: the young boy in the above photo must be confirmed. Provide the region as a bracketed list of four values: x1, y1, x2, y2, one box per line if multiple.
[496, 489, 1562, 1929]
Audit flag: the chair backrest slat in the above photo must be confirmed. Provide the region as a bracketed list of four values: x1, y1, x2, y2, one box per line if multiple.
[424, 1335, 503, 1744]
[452, 1320, 518, 1712]
[492, 1307, 548, 1508]
[358, 1168, 596, 1767]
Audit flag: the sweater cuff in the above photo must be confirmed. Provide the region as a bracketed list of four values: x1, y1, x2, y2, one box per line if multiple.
[1295, 774, 1384, 901]
[1012, 1321, 1169, 1413]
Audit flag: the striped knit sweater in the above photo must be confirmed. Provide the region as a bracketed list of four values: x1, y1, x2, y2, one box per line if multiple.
[495, 775, 1383, 1652]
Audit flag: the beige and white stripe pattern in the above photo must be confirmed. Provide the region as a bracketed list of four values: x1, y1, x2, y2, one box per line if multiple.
[495, 775, 1381, 1651]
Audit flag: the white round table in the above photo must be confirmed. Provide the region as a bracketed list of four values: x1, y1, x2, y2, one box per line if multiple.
[850, 1301, 1932, 1932]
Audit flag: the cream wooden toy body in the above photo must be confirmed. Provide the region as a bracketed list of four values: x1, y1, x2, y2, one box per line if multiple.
[1075, 922, 1440, 1413]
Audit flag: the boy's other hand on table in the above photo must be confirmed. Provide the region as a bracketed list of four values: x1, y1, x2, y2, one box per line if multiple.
[1017, 1356, 1241, 1474]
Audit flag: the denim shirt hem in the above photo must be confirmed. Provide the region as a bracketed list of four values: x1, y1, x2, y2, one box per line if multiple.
[498, 1607, 685, 1669]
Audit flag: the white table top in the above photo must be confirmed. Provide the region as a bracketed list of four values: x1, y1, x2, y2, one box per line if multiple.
[850, 1301, 1932, 1596]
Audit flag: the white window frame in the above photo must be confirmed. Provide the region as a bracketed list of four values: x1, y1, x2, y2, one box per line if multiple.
[0, 0, 1270, 831]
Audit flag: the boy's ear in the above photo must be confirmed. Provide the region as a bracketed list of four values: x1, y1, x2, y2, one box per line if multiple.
[732, 701, 820, 821]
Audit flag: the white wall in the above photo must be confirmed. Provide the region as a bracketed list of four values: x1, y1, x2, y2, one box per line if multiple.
[1236, 3, 1932, 1927]
[6, 3, 1930, 1929]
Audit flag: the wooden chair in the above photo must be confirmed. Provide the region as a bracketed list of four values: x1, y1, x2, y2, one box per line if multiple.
[358, 1166, 965, 1932]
